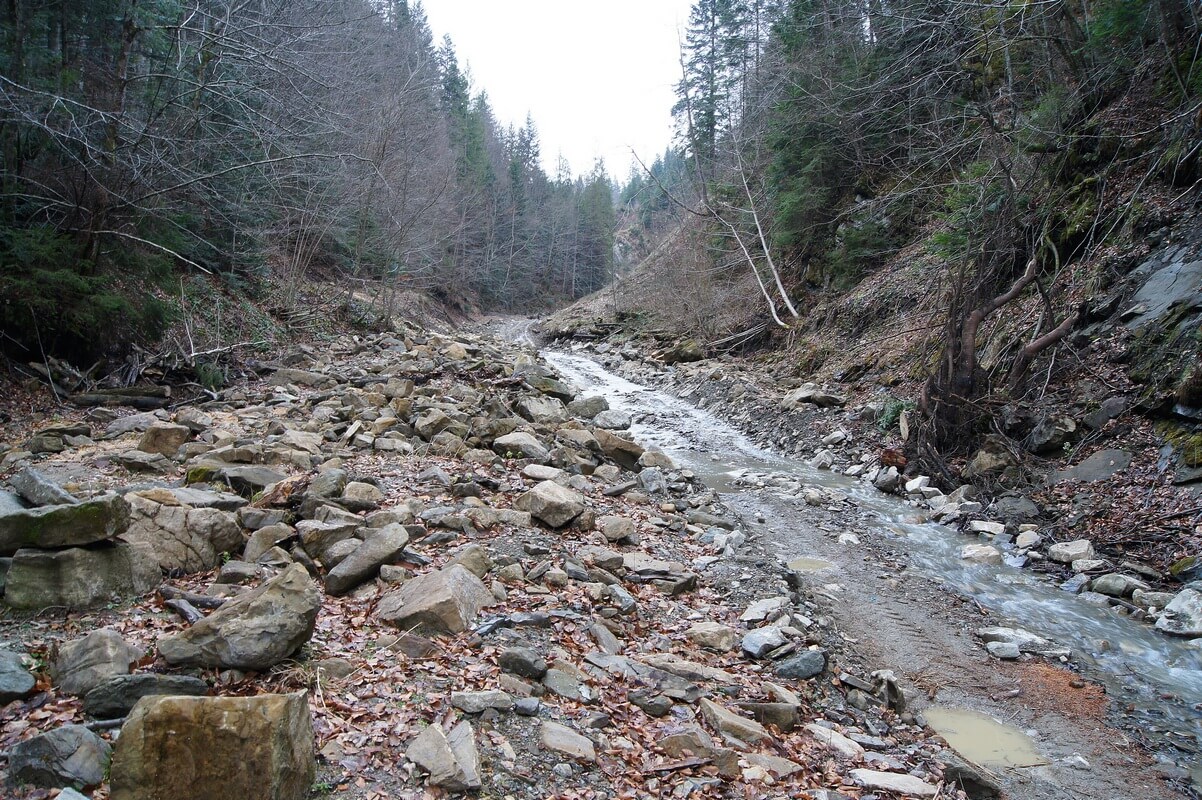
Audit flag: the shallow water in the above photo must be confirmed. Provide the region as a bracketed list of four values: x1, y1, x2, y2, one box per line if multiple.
[924, 707, 1050, 768]
[544, 348, 1202, 754]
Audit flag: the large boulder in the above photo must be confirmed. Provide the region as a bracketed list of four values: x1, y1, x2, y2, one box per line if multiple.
[0, 494, 129, 555]
[513, 480, 585, 528]
[6, 724, 111, 789]
[4, 542, 161, 610]
[324, 524, 409, 596]
[124, 491, 244, 574]
[109, 693, 314, 800]
[377, 565, 494, 634]
[53, 628, 139, 696]
[158, 564, 321, 671]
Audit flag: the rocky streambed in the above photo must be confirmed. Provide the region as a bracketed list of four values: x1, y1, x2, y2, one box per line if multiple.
[538, 336, 1202, 799]
[0, 320, 1022, 800]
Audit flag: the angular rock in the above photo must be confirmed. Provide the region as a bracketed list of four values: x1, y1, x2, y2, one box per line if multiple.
[377, 565, 494, 634]
[83, 673, 209, 719]
[138, 423, 192, 456]
[493, 431, 551, 461]
[158, 563, 320, 671]
[4, 542, 161, 610]
[541, 720, 595, 761]
[324, 524, 409, 596]
[407, 721, 481, 791]
[451, 690, 515, 714]
[7, 724, 111, 788]
[1091, 573, 1148, 598]
[113, 450, 174, 473]
[53, 628, 139, 696]
[109, 693, 314, 800]
[699, 698, 771, 748]
[593, 410, 632, 430]
[597, 515, 636, 542]
[567, 396, 608, 419]
[687, 621, 737, 652]
[775, 649, 826, 680]
[960, 544, 1002, 565]
[513, 480, 585, 528]
[1155, 588, 1202, 637]
[1026, 416, 1077, 454]
[124, 492, 244, 574]
[499, 646, 548, 680]
[850, 768, 938, 797]
[0, 494, 129, 555]
[514, 395, 568, 424]
[1048, 539, 1095, 564]
[965, 436, 1018, 479]
[0, 648, 36, 703]
[9, 467, 77, 506]
[806, 723, 865, 760]
[594, 428, 644, 469]
[742, 626, 788, 659]
[782, 383, 847, 409]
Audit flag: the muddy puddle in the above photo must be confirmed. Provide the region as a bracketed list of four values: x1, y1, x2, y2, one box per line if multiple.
[542, 348, 1202, 771]
[924, 707, 1050, 768]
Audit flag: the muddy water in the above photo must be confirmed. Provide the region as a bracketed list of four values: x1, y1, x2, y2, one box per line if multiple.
[924, 707, 1051, 768]
[543, 348, 1202, 762]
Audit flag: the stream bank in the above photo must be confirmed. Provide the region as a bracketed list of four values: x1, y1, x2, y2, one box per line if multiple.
[533, 330, 1201, 800]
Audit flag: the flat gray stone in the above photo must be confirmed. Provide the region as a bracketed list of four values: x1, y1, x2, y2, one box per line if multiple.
[0, 494, 129, 555]
[1054, 450, 1132, 483]
[8, 467, 78, 506]
[83, 674, 209, 718]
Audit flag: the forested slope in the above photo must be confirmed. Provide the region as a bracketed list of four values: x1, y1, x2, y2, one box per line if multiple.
[1, 0, 615, 366]
[575, 0, 1202, 464]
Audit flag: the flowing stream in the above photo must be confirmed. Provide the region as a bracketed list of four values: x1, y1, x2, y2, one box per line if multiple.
[542, 346, 1202, 766]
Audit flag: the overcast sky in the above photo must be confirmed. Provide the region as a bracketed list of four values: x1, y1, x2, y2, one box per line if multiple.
[422, 0, 694, 180]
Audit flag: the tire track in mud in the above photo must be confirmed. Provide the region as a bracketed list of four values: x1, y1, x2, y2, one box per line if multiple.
[727, 489, 1183, 800]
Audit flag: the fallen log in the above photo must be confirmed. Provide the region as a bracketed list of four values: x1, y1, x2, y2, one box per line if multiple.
[67, 393, 171, 410]
[164, 598, 204, 624]
[159, 585, 227, 609]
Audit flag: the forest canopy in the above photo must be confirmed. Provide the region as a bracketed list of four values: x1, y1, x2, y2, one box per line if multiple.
[0, 0, 615, 360]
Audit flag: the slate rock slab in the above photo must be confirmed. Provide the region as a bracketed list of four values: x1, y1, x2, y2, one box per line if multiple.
[0, 494, 129, 555]
[4, 542, 161, 610]
[83, 673, 209, 719]
[324, 523, 409, 596]
[158, 563, 320, 671]
[9, 467, 78, 506]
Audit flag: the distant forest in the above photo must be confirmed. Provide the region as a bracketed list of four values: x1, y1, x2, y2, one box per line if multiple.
[0, 1, 615, 359]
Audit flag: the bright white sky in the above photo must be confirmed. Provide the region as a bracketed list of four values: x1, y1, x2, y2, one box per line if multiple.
[422, 0, 695, 181]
